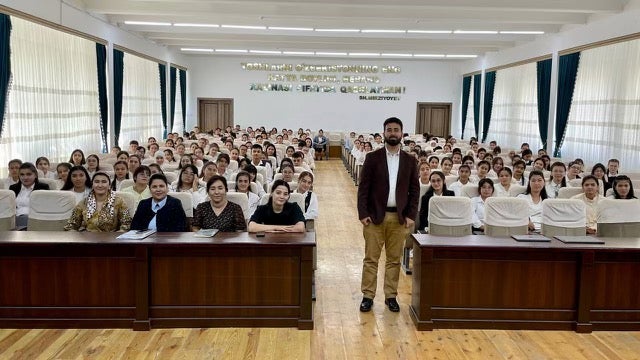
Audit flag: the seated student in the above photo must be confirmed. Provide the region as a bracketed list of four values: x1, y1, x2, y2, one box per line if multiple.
[428, 156, 440, 170]
[471, 178, 495, 233]
[517, 170, 548, 233]
[216, 153, 232, 179]
[55, 162, 71, 189]
[128, 154, 142, 177]
[512, 160, 527, 186]
[461, 155, 475, 169]
[248, 179, 305, 233]
[546, 162, 567, 199]
[121, 165, 152, 209]
[294, 171, 318, 220]
[490, 157, 504, 177]
[494, 168, 513, 197]
[6, 159, 23, 188]
[131, 174, 187, 232]
[192, 175, 247, 232]
[591, 163, 611, 194]
[571, 175, 602, 235]
[292, 151, 310, 171]
[418, 171, 455, 230]
[471, 160, 490, 182]
[277, 163, 296, 183]
[234, 170, 261, 220]
[521, 149, 533, 165]
[250, 144, 273, 182]
[69, 149, 86, 167]
[61, 165, 92, 204]
[200, 161, 218, 185]
[566, 161, 582, 182]
[170, 164, 206, 206]
[449, 164, 474, 196]
[606, 158, 620, 184]
[532, 158, 546, 172]
[608, 175, 636, 199]
[418, 162, 431, 186]
[35, 157, 57, 179]
[11, 162, 50, 229]
[85, 154, 100, 179]
[243, 164, 267, 198]
[110, 161, 129, 192]
[64, 172, 131, 232]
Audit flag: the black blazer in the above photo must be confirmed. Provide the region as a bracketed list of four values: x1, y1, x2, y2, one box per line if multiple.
[418, 190, 455, 229]
[9, 181, 50, 196]
[131, 195, 187, 232]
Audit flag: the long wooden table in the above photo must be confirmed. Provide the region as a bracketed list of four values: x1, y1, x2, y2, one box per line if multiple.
[0, 231, 315, 330]
[410, 234, 640, 333]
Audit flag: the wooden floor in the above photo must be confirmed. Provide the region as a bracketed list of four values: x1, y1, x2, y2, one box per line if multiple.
[2, 159, 640, 359]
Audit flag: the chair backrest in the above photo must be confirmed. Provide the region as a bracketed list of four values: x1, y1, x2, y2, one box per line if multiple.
[0, 190, 16, 230]
[428, 197, 472, 236]
[460, 184, 479, 198]
[256, 166, 268, 183]
[226, 192, 250, 219]
[28, 190, 77, 230]
[508, 184, 527, 197]
[569, 178, 582, 187]
[167, 191, 194, 217]
[164, 172, 178, 184]
[558, 187, 583, 199]
[483, 197, 529, 236]
[38, 178, 60, 190]
[414, 184, 431, 231]
[596, 199, 640, 237]
[120, 179, 135, 190]
[541, 199, 586, 237]
[228, 160, 239, 172]
[445, 175, 458, 186]
[115, 191, 138, 216]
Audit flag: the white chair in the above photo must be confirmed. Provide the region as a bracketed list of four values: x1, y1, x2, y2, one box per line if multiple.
[120, 179, 135, 190]
[168, 191, 194, 218]
[228, 160, 239, 172]
[541, 199, 586, 237]
[403, 184, 430, 274]
[508, 185, 527, 197]
[558, 187, 583, 199]
[483, 197, 530, 236]
[256, 166, 268, 183]
[460, 184, 479, 198]
[28, 190, 77, 230]
[227, 192, 250, 220]
[164, 172, 178, 184]
[597, 199, 640, 237]
[115, 191, 138, 217]
[38, 177, 60, 190]
[445, 175, 458, 186]
[428, 197, 472, 236]
[0, 190, 16, 230]
[569, 178, 582, 187]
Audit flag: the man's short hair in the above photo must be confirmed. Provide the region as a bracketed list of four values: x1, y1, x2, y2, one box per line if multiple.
[292, 151, 304, 159]
[129, 140, 139, 146]
[251, 144, 263, 151]
[383, 117, 403, 130]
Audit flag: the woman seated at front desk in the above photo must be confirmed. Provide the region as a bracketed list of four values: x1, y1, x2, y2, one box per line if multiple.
[248, 179, 305, 233]
[130, 173, 187, 232]
[192, 175, 247, 232]
[64, 172, 132, 232]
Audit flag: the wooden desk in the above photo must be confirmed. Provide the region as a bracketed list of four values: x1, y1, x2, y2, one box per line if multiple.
[0, 231, 315, 330]
[410, 234, 640, 333]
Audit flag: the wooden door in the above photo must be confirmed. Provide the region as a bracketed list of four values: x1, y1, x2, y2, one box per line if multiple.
[415, 102, 451, 137]
[198, 98, 234, 131]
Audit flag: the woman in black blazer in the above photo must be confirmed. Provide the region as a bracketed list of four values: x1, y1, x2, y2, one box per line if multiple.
[9, 162, 50, 229]
[418, 171, 455, 230]
[130, 173, 187, 232]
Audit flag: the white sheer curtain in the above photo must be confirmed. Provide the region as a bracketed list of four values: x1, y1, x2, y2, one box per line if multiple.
[172, 71, 183, 135]
[0, 17, 101, 171]
[119, 53, 163, 145]
[487, 63, 541, 150]
[462, 76, 475, 140]
[562, 39, 640, 169]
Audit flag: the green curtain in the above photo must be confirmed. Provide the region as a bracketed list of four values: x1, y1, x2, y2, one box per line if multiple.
[169, 67, 177, 135]
[179, 69, 186, 132]
[554, 52, 580, 157]
[460, 76, 472, 139]
[536, 58, 552, 149]
[481, 71, 496, 143]
[113, 49, 124, 147]
[0, 14, 11, 139]
[159, 63, 167, 139]
[473, 73, 481, 140]
[95, 43, 108, 152]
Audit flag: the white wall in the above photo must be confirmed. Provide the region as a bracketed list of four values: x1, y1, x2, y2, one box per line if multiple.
[186, 56, 461, 135]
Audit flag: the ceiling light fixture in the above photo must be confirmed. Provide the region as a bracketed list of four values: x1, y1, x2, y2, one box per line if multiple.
[381, 53, 412, 57]
[249, 50, 282, 54]
[446, 54, 478, 58]
[174, 23, 220, 28]
[361, 29, 406, 34]
[221, 25, 267, 30]
[215, 49, 248, 53]
[282, 51, 315, 55]
[181, 48, 214, 52]
[413, 54, 445, 58]
[268, 27, 314, 31]
[407, 30, 452, 34]
[499, 31, 545, 35]
[315, 52, 348, 56]
[349, 52, 380, 56]
[453, 30, 498, 34]
[124, 21, 171, 26]
[315, 28, 360, 33]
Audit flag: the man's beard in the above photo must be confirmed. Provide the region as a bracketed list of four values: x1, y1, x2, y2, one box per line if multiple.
[385, 136, 401, 146]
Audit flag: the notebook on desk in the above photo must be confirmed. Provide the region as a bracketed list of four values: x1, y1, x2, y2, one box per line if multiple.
[194, 229, 219, 238]
[511, 234, 551, 242]
[116, 229, 156, 240]
[554, 236, 605, 244]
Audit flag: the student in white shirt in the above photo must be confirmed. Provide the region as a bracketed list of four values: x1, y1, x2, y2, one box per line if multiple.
[494, 168, 513, 197]
[449, 164, 475, 196]
[234, 170, 261, 220]
[571, 175, 602, 235]
[10, 162, 51, 229]
[61, 166, 92, 204]
[295, 171, 319, 220]
[545, 162, 567, 199]
[35, 157, 57, 180]
[418, 162, 431, 186]
[111, 160, 129, 192]
[517, 170, 548, 233]
[471, 178, 495, 232]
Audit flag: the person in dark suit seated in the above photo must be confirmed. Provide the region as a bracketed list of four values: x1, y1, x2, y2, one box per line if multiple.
[248, 179, 305, 233]
[418, 171, 455, 231]
[131, 173, 187, 232]
[10, 162, 50, 229]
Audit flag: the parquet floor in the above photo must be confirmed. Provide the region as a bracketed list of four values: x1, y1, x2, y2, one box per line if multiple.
[1, 159, 640, 359]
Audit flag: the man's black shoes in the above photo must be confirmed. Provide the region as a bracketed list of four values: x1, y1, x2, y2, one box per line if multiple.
[359, 297, 374, 312]
[385, 298, 400, 312]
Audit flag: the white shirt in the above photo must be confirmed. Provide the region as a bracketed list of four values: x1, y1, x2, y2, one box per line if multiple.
[517, 193, 543, 231]
[16, 184, 35, 216]
[546, 180, 564, 199]
[449, 180, 475, 197]
[297, 190, 319, 220]
[72, 188, 91, 204]
[470, 196, 487, 228]
[494, 183, 511, 197]
[571, 193, 601, 229]
[386, 146, 400, 207]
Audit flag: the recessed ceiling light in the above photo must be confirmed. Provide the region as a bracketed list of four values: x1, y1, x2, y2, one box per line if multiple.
[446, 54, 478, 58]
[454, 30, 498, 34]
[174, 23, 220, 28]
[413, 54, 445, 58]
[315, 28, 360, 33]
[124, 21, 171, 26]
[381, 53, 412, 57]
[249, 50, 282, 54]
[215, 49, 248, 53]
[499, 31, 545, 35]
[316, 52, 348, 56]
[349, 52, 380, 56]
[268, 27, 314, 31]
[407, 30, 452, 34]
[282, 51, 315, 55]
[221, 25, 267, 30]
[181, 48, 214, 52]
[361, 29, 406, 34]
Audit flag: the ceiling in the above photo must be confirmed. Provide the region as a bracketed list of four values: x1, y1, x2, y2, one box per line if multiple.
[80, 0, 632, 59]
